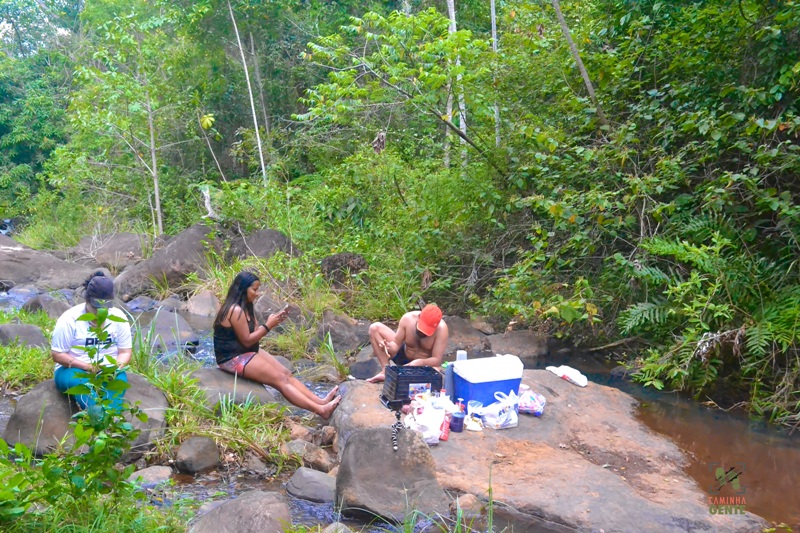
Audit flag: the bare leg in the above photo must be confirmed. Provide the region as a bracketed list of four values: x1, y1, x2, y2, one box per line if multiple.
[243, 351, 340, 419]
[366, 322, 398, 383]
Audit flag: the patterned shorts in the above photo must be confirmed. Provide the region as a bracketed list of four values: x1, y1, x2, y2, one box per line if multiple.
[218, 352, 257, 376]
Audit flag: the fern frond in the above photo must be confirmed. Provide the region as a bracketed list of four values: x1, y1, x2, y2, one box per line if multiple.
[618, 300, 672, 334]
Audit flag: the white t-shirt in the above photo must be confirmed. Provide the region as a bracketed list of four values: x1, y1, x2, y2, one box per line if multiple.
[51, 304, 133, 371]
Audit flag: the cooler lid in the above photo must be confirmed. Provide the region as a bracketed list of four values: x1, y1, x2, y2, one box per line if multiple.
[452, 354, 523, 383]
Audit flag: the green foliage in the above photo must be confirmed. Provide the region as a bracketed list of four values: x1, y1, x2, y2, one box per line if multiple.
[3, 0, 800, 427]
[0, 309, 53, 392]
[0, 308, 160, 529]
[0, 50, 70, 214]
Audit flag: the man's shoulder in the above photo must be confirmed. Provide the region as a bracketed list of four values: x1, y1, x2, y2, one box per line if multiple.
[401, 310, 421, 320]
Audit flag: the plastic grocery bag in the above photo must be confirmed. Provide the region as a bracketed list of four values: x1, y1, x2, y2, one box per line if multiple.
[482, 391, 519, 429]
[404, 397, 446, 445]
[518, 384, 546, 416]
[546, 365, 588, 387]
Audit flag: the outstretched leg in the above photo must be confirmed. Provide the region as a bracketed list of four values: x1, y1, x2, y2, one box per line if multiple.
[366, 321, 398, 383]
[243, 350, 340, 419]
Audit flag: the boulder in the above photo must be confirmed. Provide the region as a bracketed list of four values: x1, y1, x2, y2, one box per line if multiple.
[449, 493, 488, 532]
[190, 368, 277, 412]
[0, 323, 48, 348]
[184, 290, 220, 317]
[0, 234, 97, 291]
[71, 232, 145, 273]
[226, 229, 300, 261]
[139, 309, 199, 353]
[114, 224, 222, 300]
[282, 439, 336, 473]
[189, 490, 292, 533]
[126, 295, 159, 312]
[128, 465, 173, 488]
[468, 315, 496, 335]
[328, 381, 400, 460]
[286, 466, 336, 503]
[328, 371, 766, 532]
[444, 316, 491, 360]
[336, 427, 450, 522]
[348, 358, 381, 381]
[242, 451, 277, 478]
[307, 310, 370, 361]
[320, 253, 368, 288]
[176, 436, 220, 475]
[486, 330, 548, 366]
[439, 370, 764, 532]
[21, 293, 70, 319]
[2, 373, 168, 460]
[322, 524, 354, 533]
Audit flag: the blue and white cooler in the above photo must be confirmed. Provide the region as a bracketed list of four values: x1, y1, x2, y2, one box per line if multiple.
[452, 354, 524, 406]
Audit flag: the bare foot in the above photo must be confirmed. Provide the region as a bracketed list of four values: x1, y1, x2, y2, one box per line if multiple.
[318, 396, 342, 420]
[366, 372, 385, 383]
[322, 385, 339, 403]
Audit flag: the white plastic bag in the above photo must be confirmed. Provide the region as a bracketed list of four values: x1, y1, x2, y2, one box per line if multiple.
[404, 397, 445, 445]
[481, 391, 519, 429]
[546, 365, 588, 387]
[518, 385, 546, 417]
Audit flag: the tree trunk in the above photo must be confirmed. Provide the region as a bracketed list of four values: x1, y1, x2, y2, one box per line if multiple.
[145, 89, 163, 235]
[446, 0, 468, 167]
[551, 0, 609, 127]
[490, 0, 501, 147]
[227, 0, 268, 184]
[444, 86, 452, 168]
[249, 32, 270, 140]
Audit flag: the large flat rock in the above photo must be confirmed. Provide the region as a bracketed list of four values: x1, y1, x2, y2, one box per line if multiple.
[331, 372, 765, 532]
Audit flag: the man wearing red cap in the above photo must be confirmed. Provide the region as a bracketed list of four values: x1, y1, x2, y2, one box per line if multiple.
[366, 304, 449, 383]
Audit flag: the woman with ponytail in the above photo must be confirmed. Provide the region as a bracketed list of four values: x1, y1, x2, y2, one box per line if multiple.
[214, 271, 340, 419]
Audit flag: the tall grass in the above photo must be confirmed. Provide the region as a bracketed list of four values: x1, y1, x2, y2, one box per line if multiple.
[0, 309, 54, 393]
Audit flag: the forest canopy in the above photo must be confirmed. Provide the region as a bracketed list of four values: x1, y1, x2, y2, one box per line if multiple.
[1, 0, 799, 425]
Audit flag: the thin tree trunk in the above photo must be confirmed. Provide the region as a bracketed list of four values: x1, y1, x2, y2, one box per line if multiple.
[446, 0, 468, 167]
[551, 0, 609, 127]
[444, 87, 452, 168]
[145, 89, 163, 235]
[249, 32, 270, 140]
[490, 0, 501, 147]
[227, 0, 268, 184]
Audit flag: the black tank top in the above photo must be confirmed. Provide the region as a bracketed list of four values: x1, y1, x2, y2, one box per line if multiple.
[213, 314, 259, 364]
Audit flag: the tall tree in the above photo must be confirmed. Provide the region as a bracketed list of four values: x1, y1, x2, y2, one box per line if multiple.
[227, 0, 267, 184]
[68, 10, 193, 235]
[490, 0, 500, 147]
[551, 0, 608, 127]
[446, 0, 468, 168]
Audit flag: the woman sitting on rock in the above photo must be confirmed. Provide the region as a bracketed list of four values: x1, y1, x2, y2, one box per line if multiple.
[50, 271, 132, 411]
[213, 271, 340, 419]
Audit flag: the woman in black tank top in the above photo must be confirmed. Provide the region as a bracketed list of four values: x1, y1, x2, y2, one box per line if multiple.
[213, 271, 341, 420]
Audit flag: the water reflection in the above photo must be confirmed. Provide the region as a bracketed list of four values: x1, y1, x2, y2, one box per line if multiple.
[637, 398, 800, 527]
[542, 349, 800, 528]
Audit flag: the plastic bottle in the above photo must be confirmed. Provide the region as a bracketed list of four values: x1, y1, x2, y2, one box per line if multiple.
[456, 350, 467, 361]
[456, 397, 465, 413]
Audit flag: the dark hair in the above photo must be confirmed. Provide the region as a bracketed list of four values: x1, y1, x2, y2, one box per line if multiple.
[83, 270, 107, 290]
[83, 271, 115, 308]
[214, 271, 259, 328]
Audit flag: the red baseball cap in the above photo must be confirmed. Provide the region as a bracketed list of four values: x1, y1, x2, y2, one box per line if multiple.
[417, 304, 442, 336]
